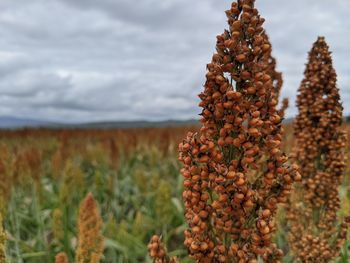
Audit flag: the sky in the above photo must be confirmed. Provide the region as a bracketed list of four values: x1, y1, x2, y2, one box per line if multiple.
[0, 0, 349, 123]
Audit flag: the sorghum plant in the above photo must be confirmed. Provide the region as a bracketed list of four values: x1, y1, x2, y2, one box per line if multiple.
[263, 33, 288, 119]
[75, 193, 104, 263]
[278, 98, 288, 119]
[55, 252, 69, 263]
[52, 208, 64, 244]
[0, 158, 11, 214]
[0, 214, 6, 263]
[177, 0, 300, 262]
[148, 235, 179, 263]
[286, 37, 350, 262]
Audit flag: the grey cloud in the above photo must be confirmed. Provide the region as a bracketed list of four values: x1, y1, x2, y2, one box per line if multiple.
[0, 0, 348, 122]
[59, 0, 226, 31]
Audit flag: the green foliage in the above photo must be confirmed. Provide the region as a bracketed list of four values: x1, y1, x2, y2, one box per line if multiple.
[1, 137, 187, 263]
[0, 127, 348, 262]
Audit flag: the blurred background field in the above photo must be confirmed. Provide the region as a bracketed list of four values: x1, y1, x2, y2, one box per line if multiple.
[0, 122, 349, 263]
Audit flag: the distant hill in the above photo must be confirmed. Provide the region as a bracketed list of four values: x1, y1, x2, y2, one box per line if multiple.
[0, 116, 58, 129]
[71, 119, 199, 129]
[0, 116, 199, 129]
[1, 115, 346, 130]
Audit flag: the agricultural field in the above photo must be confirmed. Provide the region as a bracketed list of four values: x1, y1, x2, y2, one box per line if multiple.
[0, 124, 349, 263]
[0, 0, 349, 262]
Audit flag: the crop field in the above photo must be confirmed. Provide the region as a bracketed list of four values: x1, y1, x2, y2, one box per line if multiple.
[0, 0, 349, 262]
[0, 127, 195, 263]
[0, 124, 349, 263]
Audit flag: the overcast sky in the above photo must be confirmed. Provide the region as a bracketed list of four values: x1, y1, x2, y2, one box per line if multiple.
[0, 0, 349, 123]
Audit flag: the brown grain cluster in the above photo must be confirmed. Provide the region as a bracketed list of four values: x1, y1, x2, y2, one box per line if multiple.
[177, 0, 300, 262]
[76, 193, 104, 263]
[55, 252, 69, 263]
[264, 33, 288, 119]
[148, 235, 179, 263]
[286, 36, 350, 262]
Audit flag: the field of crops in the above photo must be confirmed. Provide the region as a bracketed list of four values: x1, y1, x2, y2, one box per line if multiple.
[0, 124, 349, 263]
[0, 0, 349, 261]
